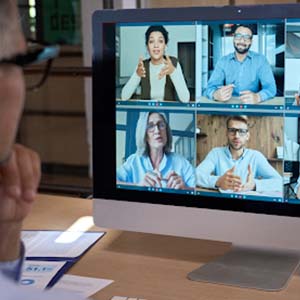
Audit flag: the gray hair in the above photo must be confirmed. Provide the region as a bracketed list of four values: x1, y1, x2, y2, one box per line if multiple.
[135, 111, 173, 156]
[0, 0, 21, 59]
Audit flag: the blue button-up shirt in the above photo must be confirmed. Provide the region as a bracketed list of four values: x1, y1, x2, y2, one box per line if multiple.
[196, 147, 282, 193]
[205, 51, 276, 101]
[117, 152, 195, 188]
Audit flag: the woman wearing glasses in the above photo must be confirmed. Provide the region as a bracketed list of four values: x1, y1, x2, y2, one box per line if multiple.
[117, 111, 195, 189]
[121, 25, 190, 103]
[205, 25, 276, 104]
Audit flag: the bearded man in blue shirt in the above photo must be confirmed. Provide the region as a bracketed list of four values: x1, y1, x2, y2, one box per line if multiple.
[205, 25, 276, 104]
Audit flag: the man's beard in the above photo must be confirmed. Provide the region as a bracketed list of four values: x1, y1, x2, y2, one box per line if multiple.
[229, 140, 244, 151]
[234, 43, 251, 54]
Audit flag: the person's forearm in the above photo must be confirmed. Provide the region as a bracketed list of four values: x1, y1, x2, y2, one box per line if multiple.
[205, 63, 225, 99]
[170, 65, 190, 102]
[196, 169, 218, 189]
[0, 221, 21, 262]
[258, 65, 277, 101]
[258, 88, 275, 102]
[121, 72, 141, 100]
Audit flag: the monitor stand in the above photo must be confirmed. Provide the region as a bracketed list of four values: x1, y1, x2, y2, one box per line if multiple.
[187, 245, 300, 291]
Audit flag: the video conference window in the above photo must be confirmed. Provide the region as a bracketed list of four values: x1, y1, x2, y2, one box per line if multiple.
[116, 23, 196, 104]
[116, 109, 195, 194]
[114, 19, 300, 204]
[196, 113, 283, 201]
[199, 22, 284, 108]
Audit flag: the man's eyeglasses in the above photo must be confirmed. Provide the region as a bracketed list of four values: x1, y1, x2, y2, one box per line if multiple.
[147, 121, 167, 132]
[0, 40, 59, 91]
[233, 33, 252, 41]
[227, 127, 248, 136]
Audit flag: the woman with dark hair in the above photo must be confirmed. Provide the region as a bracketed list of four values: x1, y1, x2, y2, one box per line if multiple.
[121, 25, 190, 102]
[117, 111, 195, 189]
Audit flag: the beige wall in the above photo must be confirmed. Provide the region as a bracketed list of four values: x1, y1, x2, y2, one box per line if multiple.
[20, 116, 88, 166]
[140, 0, 229, 7]
[234, 0, 297, 3]
[141, 0, 299, 6]
[22, 53, 88, 166]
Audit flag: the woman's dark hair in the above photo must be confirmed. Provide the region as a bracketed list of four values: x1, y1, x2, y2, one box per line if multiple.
[145, 25, 169, 45]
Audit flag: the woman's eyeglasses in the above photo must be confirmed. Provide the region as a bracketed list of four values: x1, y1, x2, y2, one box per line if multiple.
[146, 121, 167, 132]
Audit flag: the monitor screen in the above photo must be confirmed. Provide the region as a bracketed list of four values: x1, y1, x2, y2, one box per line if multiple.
[92, 4, 300, 290]
[93, 4, 300, 219]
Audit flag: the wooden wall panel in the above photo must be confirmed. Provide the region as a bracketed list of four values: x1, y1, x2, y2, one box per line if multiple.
[234, 0, 297, 4]
[141, 0, 229, 8]
[19, 116, 89, 166]
[142, 0, 297, 7]
[25, 77, 85, 113]
[196, 115, 283, 173]
[24, 57, 85, 113]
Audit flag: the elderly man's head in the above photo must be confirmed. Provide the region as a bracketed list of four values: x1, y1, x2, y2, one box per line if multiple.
[0, 0, 26, 163]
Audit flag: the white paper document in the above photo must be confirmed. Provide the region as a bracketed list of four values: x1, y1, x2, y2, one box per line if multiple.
[0, 273, 85, 300]
[22, 230, 105, 258]
[53, 274, 114, 298]
[21, 260, 67, 289]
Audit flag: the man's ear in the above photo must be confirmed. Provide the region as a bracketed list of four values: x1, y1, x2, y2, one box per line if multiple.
[246, 132, 250, 141]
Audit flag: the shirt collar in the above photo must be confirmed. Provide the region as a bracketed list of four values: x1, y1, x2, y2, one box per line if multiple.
[225, 146, 248, 160]
[146, 153, 167, 171]
[231, 50, 253, 61]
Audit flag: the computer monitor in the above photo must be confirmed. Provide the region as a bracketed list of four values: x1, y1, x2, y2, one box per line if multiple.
[92, 3, 300, 291]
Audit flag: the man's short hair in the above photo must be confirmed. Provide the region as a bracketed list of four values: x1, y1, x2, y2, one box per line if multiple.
[226, 115, 249, 128]
[135, 111, 172, 156]
[234, 24, 254, 36]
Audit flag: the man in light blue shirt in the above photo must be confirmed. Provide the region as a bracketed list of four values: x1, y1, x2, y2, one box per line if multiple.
[196, 116, 282, 194]
[205, 25, 276, 104]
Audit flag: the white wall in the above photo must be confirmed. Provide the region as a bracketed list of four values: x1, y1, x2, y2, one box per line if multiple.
[113, 0, 136, 8]
[81, 1, 103, 177]
[285, 117, 298, 143]
[285, 59, 300, 91]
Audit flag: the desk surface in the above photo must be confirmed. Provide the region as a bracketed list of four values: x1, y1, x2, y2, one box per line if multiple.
[24, 194, 300, 300]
